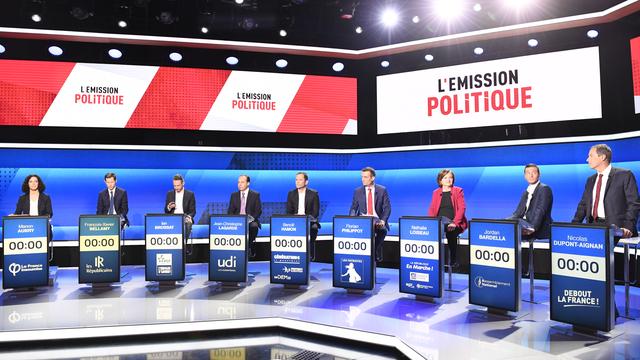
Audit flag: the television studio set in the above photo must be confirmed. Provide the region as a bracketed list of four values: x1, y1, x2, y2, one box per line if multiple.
[1, 0, 640, 359]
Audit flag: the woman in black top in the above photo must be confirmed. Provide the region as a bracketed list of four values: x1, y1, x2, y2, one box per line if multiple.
[14, 174, 53, 217]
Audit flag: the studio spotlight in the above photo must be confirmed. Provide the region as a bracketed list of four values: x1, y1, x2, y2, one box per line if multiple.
[70, 6, 93, 21]
[201, 26, 209, 33]
[380, 8, 399, 28]
[380, 60, 390, 68]
[48, 46, 63, 56]
[473, 3, 482, 12]
[157, 11, 177, 25]
[424, 54, 434, 62]
[332, 62, 345, 72]
[279, 29, 287, 37]
[355, 26, 363, 34]
[276, 59, 288, 68]
[169, 52, 182, 62]
[412, 15, 420, 23]
[235, 0, 244, 4]
[527, 38, 538, 47]
[118, 20, 128, 28]
[434, 0, 464, 20]
[108, 49, 123, 59]
[473, 47, 484, 55]
[0, 44, 5, 54]
[587, 29, 599, 39]
[31, 14, 42, 22]
[226, 56, 239, 66]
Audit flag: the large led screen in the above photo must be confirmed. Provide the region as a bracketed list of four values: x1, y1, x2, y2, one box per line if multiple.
[0, 60, 357, 135]
[377, 47, 602, 134]
[632, 36, 640, 114]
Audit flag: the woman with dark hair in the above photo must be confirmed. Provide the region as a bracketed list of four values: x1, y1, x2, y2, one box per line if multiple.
[428, 169, 468, 267]
[14, 174, 53, 217]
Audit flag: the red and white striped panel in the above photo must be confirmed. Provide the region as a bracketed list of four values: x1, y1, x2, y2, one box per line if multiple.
[0, 59, 357, 135]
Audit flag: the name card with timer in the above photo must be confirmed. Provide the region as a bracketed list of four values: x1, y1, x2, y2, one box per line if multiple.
[468, 219, 521, 313]
[145, 214, 185, 283]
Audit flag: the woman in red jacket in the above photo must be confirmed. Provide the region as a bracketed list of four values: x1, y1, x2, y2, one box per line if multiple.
[428, 169, 468, 267]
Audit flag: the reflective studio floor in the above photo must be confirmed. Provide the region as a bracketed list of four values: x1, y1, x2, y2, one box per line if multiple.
[1, 262, 639, 359]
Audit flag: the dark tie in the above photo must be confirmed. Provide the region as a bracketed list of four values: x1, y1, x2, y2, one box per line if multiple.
[367, 188, 373, 215]
[108, 190, 115, 215]
[592, 174, 603, 220]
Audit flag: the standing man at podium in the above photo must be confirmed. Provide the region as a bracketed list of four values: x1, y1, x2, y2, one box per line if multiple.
[572, 144, 640, 239]
[349, 167, 391, 262]
[228, 175, 262, 257]
[509, 164, 553, 240]
[165, 174, 196, 240]
[97, 172, 129, 229]
[286, 172, 320, 260]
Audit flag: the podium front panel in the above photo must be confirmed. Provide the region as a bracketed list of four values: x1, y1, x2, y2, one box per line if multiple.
[270, 215, 309, 286]
[209, 215, 248, 283]
[145, 214, 185, 282]
[399, 217, 443, 298]
[2, 216, 50, 289]
[550, 223, 614, 332]
[468, 219, 521, 312]
[332, 216, 375, 291]
[79, 215, 121, 284]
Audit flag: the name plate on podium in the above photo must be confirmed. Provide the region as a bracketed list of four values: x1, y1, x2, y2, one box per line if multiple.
[399, 216, 443, 298]
[333, 216, 375, 291]
[2, 216, 50, 289]
[550, 223, 614, 332]
[209, 215, 248, 283]
[469, 219, 521, 312]
[270, 215, 310, 286]
[79, 215, 121, 284]
[145, 214, 185, 282]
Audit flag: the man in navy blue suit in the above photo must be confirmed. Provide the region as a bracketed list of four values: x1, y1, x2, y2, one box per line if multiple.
[97, 172, 129, 229]
[509, 164, 553, 240]
[349, 167, 391, 262]
[572, 144, 640, 239]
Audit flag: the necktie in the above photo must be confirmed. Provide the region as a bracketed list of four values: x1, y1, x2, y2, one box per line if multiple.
[108, 190, 115, 215]
[240, 192, 246, 215]
[592, 174, 603, 220]
[367, 188, 373, 215]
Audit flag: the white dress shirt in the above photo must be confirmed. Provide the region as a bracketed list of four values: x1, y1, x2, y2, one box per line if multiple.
[174, 190, 184, 214]
[365, 185, 379, 219]
[592, 164, 612, 219]
[109, 189, 118, 215]
[29, 198, 38, 216]
[523, 181, 540, 219]
[297, 189, 306, 215]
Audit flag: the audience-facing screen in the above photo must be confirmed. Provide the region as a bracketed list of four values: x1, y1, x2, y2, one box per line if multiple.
[0, 60, 358, 135]
[377, 47, 602, 134]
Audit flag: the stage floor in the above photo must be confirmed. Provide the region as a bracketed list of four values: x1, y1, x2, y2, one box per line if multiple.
[1, 262, 639, 359]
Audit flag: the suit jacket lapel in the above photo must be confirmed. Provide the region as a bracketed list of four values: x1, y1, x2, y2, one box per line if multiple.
[603, 167, 615, 198]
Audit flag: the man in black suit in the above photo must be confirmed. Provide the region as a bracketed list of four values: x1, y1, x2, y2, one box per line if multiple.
[286, 172, 321, 260]
[572, 144, 640, 239]
[228, 175, 262, 257]
[349, 167, 392, 262]
[510, 164, 553, 239]
[97, 172, 129, 229]
[165, 174, 196, 240]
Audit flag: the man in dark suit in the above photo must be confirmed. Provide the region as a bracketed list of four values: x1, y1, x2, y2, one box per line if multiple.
[165, 174, 196, 239]
[572, 144, 640, 239]
[349, 167, 391, 262]
[228, 175, 262, 257]
[97, 172, 129, 229]
[286, 172, 321, 260]
[510, 164, 553, 239]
